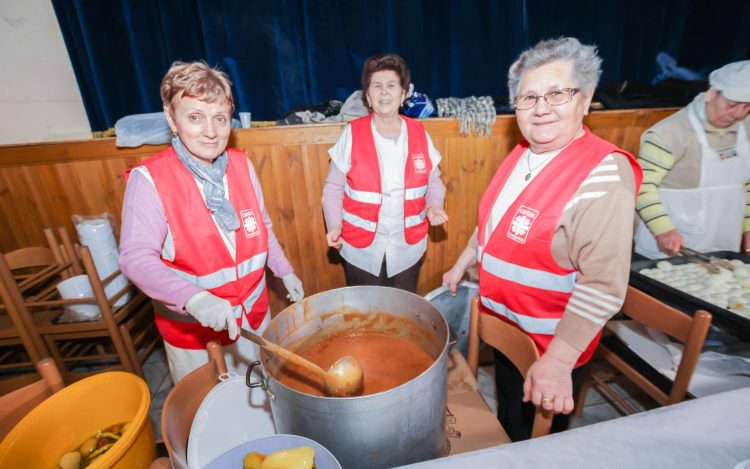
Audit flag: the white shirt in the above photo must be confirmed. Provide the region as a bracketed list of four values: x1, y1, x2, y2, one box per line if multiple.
[329, 118, 442, 277]
[485, 148, 562, 241]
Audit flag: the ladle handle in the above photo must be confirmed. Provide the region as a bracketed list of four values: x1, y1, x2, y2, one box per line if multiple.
[238, 328, 326, 377]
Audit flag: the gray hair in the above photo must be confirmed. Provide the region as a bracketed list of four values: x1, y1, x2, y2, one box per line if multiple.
[507, 37, 602, 105]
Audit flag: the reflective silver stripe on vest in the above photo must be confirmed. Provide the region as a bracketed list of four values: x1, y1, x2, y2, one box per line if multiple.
[342, 210, 377, 232]
[169, 266, 237, 290]
[237, 252, 267, 279]
[404, 209, 427, 228]
[482, 253, 576, 293]
[480, 296, 559, 335]
[404, 185, 428, 201]
[477, 245, 483, 262]
[345, 183, 382, 204]
[233, 274, 267, 318]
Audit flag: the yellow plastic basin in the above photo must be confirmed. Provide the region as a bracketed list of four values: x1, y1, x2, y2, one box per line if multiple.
[0, 372, 156, 468]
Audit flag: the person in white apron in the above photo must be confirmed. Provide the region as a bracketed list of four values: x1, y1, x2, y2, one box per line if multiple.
[635, 61, 750, 259]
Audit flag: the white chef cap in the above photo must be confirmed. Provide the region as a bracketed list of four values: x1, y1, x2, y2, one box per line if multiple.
[709, 60, 750, 103]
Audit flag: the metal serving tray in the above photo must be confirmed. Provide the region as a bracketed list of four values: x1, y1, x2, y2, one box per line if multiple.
[630, 251, 750, 341]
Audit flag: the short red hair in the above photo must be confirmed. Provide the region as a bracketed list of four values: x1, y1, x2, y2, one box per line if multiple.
[160, 61, 234, 113]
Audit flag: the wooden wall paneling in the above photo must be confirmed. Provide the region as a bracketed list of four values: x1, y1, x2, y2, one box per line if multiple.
[285, 144, 318, 296]
[302, 144, 337, 295]
[246, 144, 288, 313]
[315, 144, 347, 293]
[0, 110, 681, 313]
[21, 165, 68, 249]
[443, 136, 468, 283]
[1, 166, 39, 250]
[54, 162, 89, 245]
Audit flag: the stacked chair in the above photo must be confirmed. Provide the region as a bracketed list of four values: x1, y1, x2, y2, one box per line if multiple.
[0, 226, 160, 388]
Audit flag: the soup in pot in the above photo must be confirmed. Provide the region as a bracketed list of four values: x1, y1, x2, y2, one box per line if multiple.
[275, 313, 436, 397]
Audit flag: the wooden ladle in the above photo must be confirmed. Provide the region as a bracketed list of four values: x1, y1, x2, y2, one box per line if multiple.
[239, 327, 364, 397]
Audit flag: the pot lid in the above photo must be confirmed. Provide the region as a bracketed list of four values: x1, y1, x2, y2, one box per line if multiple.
[188, 373, 276, 468]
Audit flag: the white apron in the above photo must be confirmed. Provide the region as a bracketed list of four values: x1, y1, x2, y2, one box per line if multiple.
[635, 105, 750, 259]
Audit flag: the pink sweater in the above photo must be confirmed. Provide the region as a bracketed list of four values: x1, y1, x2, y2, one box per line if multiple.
[119, 166, 293, 315]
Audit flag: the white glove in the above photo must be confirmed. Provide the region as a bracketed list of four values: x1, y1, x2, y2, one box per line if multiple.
[281, 273, 304, 302]
[185, 291, 238, 340]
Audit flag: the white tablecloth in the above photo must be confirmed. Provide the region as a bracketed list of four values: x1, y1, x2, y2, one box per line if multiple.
[399, 387, 750, 469]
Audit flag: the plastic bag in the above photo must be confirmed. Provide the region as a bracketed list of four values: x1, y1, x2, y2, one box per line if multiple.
[402, 90, 437, 118]
[115, 112, 241, 147]
[72, 213, 131, 308]
[115, 113, 173, 147]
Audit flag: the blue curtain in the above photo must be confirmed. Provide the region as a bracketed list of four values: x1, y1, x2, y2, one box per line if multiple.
[52, 0, 750, 131]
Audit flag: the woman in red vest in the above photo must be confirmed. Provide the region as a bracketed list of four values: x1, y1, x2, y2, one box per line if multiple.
[119, 62, 304, 383]
[443, 38, 643, 440]
[322, 54, 448, 293]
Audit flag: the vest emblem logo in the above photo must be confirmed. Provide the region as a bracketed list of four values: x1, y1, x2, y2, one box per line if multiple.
[412, 154, 427, 173]
[507, 206, 539, 244]
[241, 209, 260, 238]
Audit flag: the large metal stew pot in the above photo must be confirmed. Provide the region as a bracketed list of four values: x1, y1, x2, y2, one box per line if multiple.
[247, 286, 451, 469]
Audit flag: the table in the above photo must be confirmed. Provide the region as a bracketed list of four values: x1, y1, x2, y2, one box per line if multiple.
[399, 387, 750, 469]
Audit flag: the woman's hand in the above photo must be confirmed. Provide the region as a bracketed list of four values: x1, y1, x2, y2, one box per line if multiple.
[281, 273, 304, 302]
[426, 206, 449, 226]
[326, 224, 343, 248]
[441, 243, 478, 296]
[522, 336, 580, 414]
[656, 229, 684, 255]
[442, 266, 466, 296]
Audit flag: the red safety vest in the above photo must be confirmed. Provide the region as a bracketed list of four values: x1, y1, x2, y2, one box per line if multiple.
[477, 127, 642, 367]
[342, 114, 432, 248]
[125, 147, 269, 350]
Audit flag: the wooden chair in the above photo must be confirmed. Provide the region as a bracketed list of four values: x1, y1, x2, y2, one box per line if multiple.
[467, 296, 553, 439]
[574, 286, 712, 415]
[0, 358, 64, 441]
[0, 228, 159, 385]
[152, 340, 228, 469]
[0, 241, 68, 395]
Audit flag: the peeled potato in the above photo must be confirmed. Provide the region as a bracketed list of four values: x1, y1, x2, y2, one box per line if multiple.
[244, 452, 266, 469]
[260, 446, 315, 469]
[79, 437, 98, 458]
[59, 452, 81, 469]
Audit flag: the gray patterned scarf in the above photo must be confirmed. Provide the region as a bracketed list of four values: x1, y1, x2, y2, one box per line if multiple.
[172, 135, 240, 233]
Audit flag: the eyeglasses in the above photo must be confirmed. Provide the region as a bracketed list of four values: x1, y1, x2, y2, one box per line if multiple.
[513, 88, 581, 110]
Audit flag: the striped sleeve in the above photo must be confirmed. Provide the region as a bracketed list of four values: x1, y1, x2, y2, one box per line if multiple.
[636, 132, 676, 236]
[745, 181, 750, 233]
[555, 154, 635, 351]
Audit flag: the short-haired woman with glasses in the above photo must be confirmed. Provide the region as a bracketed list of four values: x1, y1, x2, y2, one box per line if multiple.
[442, 37, 643, 441]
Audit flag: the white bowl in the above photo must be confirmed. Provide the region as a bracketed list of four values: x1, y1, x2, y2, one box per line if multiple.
[203, 434, 342, 469]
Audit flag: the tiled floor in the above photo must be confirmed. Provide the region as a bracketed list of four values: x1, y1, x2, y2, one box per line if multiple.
[142, 345, 172, 441]
[142, 343, 658, 443]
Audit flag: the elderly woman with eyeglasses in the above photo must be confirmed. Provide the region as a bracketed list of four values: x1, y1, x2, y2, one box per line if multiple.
[442, 38, 642, 441]
[322, 54, 448, 293]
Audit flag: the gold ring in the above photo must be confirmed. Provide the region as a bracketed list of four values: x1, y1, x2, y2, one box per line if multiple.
[541, 397, 554, 404]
